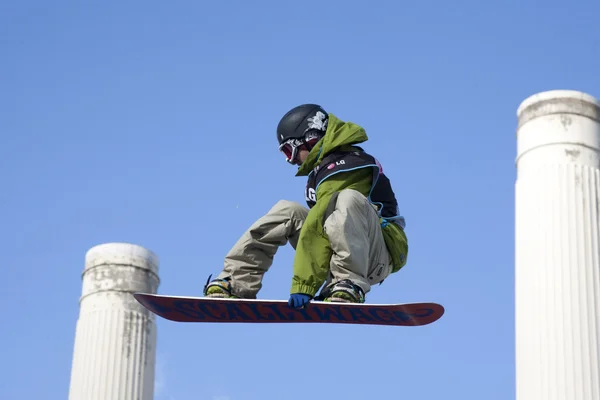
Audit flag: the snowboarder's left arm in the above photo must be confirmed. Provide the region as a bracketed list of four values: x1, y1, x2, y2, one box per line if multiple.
[290, 168, 372, 297]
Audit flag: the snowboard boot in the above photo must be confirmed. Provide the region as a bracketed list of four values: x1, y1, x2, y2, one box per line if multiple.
[320, 279, 366, 303]
[203, 274, 238, 298]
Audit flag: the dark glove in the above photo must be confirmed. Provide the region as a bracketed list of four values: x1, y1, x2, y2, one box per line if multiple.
[288, 293, 311, 308]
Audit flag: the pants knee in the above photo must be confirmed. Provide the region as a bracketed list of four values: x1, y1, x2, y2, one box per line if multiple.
[334, 189, 368, 211]
[270, 200, 308, 219]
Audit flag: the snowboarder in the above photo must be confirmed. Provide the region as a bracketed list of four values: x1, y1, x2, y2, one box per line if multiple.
[203, 104, 408, 308]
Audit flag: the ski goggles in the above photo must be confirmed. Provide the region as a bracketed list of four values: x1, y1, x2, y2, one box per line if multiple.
[279, 138, 304, 164]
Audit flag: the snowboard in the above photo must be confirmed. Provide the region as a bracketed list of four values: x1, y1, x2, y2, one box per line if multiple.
[133, 293, 444, 327]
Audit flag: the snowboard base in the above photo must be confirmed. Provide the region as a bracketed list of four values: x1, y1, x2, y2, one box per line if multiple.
[133, 293, 444, 327]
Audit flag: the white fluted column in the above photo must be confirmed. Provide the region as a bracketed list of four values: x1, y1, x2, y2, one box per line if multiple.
[516, 90, 600, 399]
[68, 243, 160, 400]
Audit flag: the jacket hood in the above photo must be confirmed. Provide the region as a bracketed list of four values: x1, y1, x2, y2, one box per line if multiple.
[295, 113, 368, 176]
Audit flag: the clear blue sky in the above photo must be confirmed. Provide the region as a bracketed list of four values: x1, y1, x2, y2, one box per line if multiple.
[2, 0, 599, 399]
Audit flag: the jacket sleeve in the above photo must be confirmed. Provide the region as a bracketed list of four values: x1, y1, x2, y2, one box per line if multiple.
[290, 168, 373, 296]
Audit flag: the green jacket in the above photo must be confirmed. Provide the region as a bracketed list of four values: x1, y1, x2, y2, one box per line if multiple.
[290, 113, 409, 296]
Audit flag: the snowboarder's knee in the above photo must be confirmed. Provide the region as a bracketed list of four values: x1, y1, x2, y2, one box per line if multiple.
[270, 199, 308, 217]
[336, 189, 368, 210]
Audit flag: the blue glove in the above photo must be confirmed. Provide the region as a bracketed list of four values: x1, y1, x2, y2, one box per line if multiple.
[288, 293, 311, 308]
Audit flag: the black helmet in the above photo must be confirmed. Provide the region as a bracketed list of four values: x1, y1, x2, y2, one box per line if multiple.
[276, 104, 329, 145]
[276, 104, 329, 164]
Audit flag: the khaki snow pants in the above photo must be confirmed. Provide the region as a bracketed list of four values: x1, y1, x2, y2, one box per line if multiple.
[216, 189, 394, 298]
